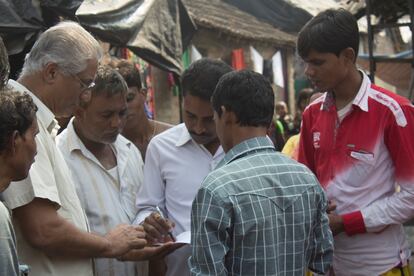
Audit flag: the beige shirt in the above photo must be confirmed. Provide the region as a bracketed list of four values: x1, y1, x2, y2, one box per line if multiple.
[3, 80, 93, 276]
[57, 119, 148, 276]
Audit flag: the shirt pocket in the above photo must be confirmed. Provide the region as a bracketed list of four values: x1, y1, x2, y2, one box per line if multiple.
[347, 149, 375, 185]
[119, 176, 139, 222]
[349, 150, 374, 163]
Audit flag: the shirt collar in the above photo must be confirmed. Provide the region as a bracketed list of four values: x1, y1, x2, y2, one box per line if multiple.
[66, 118, 86, 154]
[65, 118, 132, 156]
[352, 70, 371, 112]
[174, 124, 224, 160]
[321, 70, 371, 113]
[217, 136, 275, 169]
[8, 80, 60, 137]
[175, 123, 193, 147]
[65, 118, 134, 178]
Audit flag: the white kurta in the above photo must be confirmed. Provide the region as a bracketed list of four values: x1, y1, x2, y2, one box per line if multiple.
[57, 119, 148, 276]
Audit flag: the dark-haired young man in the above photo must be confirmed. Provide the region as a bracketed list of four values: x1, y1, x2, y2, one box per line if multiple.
[297, 8, 414, 275]
[0, 89, 38, 276]
[135, 58, 233, 276]
[189, 70, 333, 275]
[116, 59, 172, 160]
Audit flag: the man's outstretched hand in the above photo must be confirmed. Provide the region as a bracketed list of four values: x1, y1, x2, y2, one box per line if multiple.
[118, 242, 185, 261]
[103, 224, 147, 258]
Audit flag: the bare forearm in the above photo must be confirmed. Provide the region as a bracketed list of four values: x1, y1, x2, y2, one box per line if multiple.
[29, 217, 112, 258]
[15, 198, 146, 259]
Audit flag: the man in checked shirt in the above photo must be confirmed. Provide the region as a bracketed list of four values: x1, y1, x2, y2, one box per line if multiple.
[189, 70, 333, 275]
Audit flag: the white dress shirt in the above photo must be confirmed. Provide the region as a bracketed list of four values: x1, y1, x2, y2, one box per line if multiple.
[135, 123, 224, 276]
[57, 119, 148, 276]
[3, 80, 93, 276]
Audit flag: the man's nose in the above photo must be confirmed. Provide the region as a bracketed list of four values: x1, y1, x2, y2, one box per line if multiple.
[110, 115, 122, 128]
[304, 64, 314, 77]
[194, 120, 206, 134]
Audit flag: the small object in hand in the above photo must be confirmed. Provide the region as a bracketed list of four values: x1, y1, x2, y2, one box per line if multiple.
[155, 206, 175, 242]
[153, 212, 161, 220]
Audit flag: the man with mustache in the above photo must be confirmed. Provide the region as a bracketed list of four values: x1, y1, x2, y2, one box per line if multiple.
[135, 58, 233, 276]
[57, 65, 181, 276]
[2, 22, 146, 276]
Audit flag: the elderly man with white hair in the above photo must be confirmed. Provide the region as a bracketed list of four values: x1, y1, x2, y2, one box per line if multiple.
[2, 22, 147, 276]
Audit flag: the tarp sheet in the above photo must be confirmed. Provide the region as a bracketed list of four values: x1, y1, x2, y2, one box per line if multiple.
[222, 0, 339, 33]
[76, 0, 196, 74]
[0, 0, 43, 54]
[0, 0, 195, 74]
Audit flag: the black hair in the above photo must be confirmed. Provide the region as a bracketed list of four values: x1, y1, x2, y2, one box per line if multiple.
[0, 89, 38, 152]
[80, 65, 128, 107]
[181, 58, 233, 101]
[92, 65, 128, 97]
[297, 8, 359, 59]
[212, 70, 274, 127]
[116, 59, 142, 89]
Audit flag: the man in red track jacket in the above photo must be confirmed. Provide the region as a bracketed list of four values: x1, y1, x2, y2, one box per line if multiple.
[297, 8, 414, 276]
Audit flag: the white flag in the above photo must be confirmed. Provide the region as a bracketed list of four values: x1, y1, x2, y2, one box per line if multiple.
[272, 51, 284, 88]
[191, 45, 202, 62]
[250, 46, 263, 74]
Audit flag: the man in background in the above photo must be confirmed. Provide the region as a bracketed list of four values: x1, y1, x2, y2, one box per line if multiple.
[116, 59, 172, 160]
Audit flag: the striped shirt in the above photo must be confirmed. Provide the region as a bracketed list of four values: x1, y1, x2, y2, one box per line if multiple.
[56, 119, 148, 276]
[190, 137, 333, 276]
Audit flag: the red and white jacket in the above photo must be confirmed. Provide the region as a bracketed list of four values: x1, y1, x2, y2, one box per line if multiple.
[298, 72, 414, 275]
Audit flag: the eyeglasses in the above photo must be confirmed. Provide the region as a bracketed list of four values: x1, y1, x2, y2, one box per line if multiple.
[72, 74, 95, 91]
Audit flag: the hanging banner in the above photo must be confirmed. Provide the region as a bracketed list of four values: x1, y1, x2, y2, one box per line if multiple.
[250, 46, 263, 74]
[232, 48, 246, 70]
[272, 50, 284, 88]
[191, 45, 202, 62]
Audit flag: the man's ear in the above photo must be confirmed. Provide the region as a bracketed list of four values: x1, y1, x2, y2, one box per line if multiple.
[42, 63, 60, 85]
[221, 106, 236, 125]
[341, 47, 356, 64]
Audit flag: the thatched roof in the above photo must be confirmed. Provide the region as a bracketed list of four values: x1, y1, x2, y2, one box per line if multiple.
[182, 0, 297, 48]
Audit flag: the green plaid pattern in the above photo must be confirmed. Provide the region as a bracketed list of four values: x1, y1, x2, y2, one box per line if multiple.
[190, 137, 333, 275]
